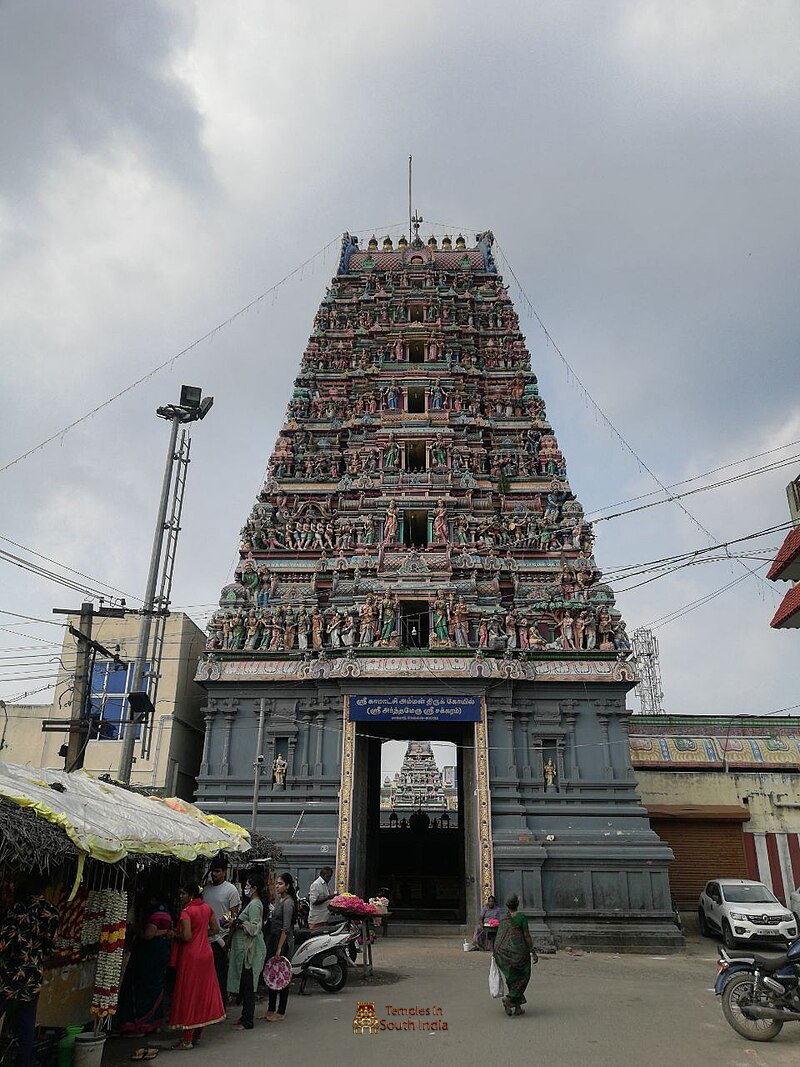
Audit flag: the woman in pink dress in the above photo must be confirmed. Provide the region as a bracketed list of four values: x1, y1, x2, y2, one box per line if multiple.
[168, 883, 225, 1049]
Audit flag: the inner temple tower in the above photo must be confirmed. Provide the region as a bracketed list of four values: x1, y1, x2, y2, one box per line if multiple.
[195, 227, 681, 949]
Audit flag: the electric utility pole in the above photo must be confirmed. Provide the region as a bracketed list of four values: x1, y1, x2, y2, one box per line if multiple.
[49, 602, 126, 769]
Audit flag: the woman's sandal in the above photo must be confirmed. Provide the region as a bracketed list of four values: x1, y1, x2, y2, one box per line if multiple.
[171, 1041, 194, 1051]
[502, 996, 513, 1017]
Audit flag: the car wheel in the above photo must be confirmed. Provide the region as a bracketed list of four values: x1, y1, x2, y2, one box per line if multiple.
[722, 920, 737, 949]
[698, 908, 711, 937]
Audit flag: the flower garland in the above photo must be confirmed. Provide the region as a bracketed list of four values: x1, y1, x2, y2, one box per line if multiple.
[90, 889, 127, 1019]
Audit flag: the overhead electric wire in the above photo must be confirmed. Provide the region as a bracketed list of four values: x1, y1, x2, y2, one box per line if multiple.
[493, 240, 776, 597]
[0, 236, 341, 476]
[0, 535, 137, 603]
[590, 453, 800, 523]
[587, 439, 800, 517]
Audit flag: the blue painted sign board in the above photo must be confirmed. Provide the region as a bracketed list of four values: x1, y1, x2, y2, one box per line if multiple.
[348, 694, 481, 723]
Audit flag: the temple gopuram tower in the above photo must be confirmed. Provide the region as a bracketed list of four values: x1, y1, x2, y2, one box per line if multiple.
[195, 226, 681, 949]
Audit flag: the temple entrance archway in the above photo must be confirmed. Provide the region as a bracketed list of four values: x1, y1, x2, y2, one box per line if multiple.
[352, 721, 472, 925]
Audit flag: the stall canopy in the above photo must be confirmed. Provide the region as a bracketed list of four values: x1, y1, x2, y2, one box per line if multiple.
[0, 761, 250, 865]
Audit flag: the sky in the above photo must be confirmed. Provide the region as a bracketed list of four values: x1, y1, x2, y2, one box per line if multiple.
[1, 0, 799, 724]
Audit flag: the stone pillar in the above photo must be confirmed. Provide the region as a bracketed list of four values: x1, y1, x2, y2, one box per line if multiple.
[301, 713, 313, 775]
[597, 713, 612, 779]
[314, 712, 325, 775]
[220, 697, 239, 776]
[561, 701, 580, 781]
[518, 713, 531, 778]
[504, 714, 517, 778]
[287, 735, 297, 777]
[200, 703, 216, 777]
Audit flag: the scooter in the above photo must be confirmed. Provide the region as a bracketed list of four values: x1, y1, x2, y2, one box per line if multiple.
[291, 917, 362, 993]
[715, 936, 800, 1041]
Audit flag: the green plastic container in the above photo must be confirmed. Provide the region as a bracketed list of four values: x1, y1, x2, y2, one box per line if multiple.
[57, 1026, 85, 1067]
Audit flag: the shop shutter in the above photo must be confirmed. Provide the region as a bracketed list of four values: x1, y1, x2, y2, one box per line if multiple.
[650, 819, 748, 908]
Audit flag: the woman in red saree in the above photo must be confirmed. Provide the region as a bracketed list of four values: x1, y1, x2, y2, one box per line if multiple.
[168, 883, 225, 1048]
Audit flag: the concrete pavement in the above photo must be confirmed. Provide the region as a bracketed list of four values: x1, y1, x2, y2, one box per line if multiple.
[105, 935, 800, 1067]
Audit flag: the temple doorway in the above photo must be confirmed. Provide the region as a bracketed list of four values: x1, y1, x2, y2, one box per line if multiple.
[360, 724, 468, 924]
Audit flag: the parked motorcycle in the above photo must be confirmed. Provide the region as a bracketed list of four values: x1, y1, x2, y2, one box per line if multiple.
[715, 937, 800, 1041]
[290, 917, 362, 993]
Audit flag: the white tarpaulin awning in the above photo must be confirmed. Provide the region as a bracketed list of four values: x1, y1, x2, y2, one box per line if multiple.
[0, 761, 250, 865]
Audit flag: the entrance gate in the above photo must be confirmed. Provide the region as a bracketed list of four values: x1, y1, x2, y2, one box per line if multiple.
[336, 694, 494, 927]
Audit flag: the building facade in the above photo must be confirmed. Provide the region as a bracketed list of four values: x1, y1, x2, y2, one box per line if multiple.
[631, 714, 800, 908]
[5, 612, 207, 798]
[195, 227, 680, 948]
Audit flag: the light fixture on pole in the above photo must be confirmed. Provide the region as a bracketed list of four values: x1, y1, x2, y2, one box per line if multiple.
[118, 386, 213, 784]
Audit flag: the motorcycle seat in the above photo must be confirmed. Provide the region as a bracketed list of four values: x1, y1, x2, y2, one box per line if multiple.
[726, 950, 790, 970]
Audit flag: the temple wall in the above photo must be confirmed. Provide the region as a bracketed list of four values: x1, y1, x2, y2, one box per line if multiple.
[196, 670, 681, 950]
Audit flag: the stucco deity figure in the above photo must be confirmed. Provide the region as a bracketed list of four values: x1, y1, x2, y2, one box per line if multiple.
[430, 589, 450, 645]
[558, 611, 576, 650]
[528, 620, 546, 649]
[432, 500, 449, 545]
[379, 590, 398, 644]
[273, 753, 288, 787]
[383, 499, 399, 544]
[311, 607, 324, 651]
[359, 595, 377, 646]
[430, 434, 447, 469]
[382, 435, 400, 469]
[544, 758, 557, 788]
[453, 597, 470, 648]
[613, 617, 631, 650]
[341, 611, 357, 648]
[297, 608, 310, 651]
[327, 610, 342, 649]
[505, 609, 518, 650]
[362, 514, 376, 546]
[244, 609, 260, 650]
[383, 384, 400, 410]
[597, 607, 614, 650]
[430, 383, 446, 410]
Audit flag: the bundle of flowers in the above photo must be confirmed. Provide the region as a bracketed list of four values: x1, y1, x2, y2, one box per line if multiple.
[329, 892, 378, 916]
[486, 918, 500, 928]
[368, 896, 389, 911]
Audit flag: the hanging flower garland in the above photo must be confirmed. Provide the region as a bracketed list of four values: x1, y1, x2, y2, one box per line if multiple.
[90, 889, 128, 1019]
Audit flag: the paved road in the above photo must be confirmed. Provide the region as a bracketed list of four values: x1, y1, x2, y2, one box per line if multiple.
[106, 935, 800, 1067]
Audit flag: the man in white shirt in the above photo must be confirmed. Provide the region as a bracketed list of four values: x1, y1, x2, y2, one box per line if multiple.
[307, 866, 335, 928]
[202, 858, 241, 997]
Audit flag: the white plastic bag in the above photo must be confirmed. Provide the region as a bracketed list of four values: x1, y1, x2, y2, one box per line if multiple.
[488, 957, 507, 998]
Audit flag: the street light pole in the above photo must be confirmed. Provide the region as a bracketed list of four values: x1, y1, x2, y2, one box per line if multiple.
[118, 386, 213, 784]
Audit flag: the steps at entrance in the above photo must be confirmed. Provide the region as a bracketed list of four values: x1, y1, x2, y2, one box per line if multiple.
[388, 922, 468, 939]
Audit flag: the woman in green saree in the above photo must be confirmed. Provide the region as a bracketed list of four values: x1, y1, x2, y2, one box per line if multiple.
[227, 874, 267, 1031]
[492, 893, 538, 1016]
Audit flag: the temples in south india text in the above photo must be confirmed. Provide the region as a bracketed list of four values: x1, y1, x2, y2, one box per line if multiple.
[195, 225, 681, 949]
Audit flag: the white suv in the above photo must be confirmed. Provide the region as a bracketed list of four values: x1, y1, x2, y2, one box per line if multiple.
[698, 879, 797, 947]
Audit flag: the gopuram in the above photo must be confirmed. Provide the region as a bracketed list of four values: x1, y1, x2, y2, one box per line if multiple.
[195, 225, 681, 948]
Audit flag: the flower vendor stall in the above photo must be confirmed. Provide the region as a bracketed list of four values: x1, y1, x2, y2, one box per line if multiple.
[0, 761, 251, 1036]
[328, 893, 380, 975]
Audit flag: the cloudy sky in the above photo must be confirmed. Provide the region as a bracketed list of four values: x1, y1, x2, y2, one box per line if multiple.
[1, 1, 798, 725]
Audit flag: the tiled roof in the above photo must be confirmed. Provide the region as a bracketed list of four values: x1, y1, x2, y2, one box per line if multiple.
[767, 524, 800, 581]
[770, 582, 800, 628]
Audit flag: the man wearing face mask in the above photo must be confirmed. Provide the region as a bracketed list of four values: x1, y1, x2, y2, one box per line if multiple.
[307, 866, 335, 929]
[202, 858, 241, 999]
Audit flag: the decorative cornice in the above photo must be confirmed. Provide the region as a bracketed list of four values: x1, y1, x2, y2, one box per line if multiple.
[196, 651, 636, 684]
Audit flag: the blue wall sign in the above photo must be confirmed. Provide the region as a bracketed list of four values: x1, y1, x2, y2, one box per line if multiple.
[348, 695, 481, 722]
